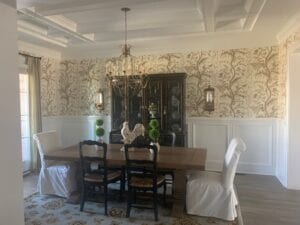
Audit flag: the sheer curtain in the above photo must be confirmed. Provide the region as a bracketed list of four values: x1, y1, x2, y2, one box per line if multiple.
[27, 55, 42, 171]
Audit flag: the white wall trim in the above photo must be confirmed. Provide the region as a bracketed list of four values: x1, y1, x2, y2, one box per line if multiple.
[187, 117, 279, 176]
[277, 14, 300, 43]
[18, 40, 62, 59]
[285, 51, 300, 190]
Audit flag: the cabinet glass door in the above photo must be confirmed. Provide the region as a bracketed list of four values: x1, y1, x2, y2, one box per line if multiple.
[111, 81, 125, 130]
[165, 80, 183, 133]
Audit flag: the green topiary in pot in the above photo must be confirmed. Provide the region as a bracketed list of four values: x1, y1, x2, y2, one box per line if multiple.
[148, 119, 160, 143]
[96, 127, 105, 137]
[96, 119, 104, 126]
[149, 119, 159, 129]
[95, 119, 105, 142]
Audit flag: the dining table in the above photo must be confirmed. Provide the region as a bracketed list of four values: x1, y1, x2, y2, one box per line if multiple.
[44, 143, 207, 217]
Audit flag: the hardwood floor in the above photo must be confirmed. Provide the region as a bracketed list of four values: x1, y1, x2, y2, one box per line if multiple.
[23, 173, 38, 198]
[235, 174, 300, 225]
[23, 173, 300, 225]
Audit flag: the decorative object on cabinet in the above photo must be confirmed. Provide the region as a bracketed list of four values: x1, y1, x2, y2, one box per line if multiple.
[95, 89, 104, 111]
[204, 85, 215, 112]
[148, 119, 160, 152]
[95, 119, 105, 142]
[120, 122, 145, 151]
[110, 73, 186, 147]
[148, 102, 157, 118]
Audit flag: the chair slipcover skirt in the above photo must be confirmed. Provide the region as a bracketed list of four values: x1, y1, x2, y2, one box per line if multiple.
[186, 171, 238, 221]
[33, 131, 78, 198]
[38, 161, 77, 198]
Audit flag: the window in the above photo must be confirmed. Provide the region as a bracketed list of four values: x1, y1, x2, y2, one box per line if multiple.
[19, 73, 31, 172]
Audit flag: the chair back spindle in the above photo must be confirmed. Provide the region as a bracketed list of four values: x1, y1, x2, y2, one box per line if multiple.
[124, 143, 158, 188]
[79, 140, 108, 182]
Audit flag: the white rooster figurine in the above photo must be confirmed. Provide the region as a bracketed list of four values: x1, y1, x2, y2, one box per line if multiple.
[120, 122, 145, 150]
[121, 121, 133, 144]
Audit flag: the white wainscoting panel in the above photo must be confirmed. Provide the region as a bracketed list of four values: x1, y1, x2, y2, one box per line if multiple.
[232, 120, 275, 175]
[189, 120, 231, 171]
[43, 116, 285, 179]
[42, 116, 111, 147]
[188, 118, 279, 175]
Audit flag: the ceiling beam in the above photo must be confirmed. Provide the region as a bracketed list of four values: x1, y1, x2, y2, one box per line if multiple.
[45, 15, 77, 32]
[216, 19, 245, 31]
[215, 3, 247, 23]
[18, 27, 68, 48]
[66, 6, 197, 26]
[35, 0, 164, 16]
[18, 8, 94, 43]
[243, 0, 267, 30]
[93, 24, 205, 42]
[77, 12, 202, 34]
[198, 0, 216, 32]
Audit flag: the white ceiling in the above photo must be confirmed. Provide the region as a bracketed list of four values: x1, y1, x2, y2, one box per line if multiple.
[17, 0, 300, 59]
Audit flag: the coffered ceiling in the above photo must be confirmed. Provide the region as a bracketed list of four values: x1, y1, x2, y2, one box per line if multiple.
[17, 0, 300, 58]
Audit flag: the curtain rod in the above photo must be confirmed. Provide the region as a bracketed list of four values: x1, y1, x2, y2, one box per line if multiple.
[19, 52, 42, 59]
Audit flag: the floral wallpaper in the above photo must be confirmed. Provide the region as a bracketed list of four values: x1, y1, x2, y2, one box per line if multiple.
[40, 58, 61, 116]
[41, 58, 109, 116]
[40, 46, 283, 118]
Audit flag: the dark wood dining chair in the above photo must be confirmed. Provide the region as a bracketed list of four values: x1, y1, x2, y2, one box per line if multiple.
[160, 131, 176, 147]
[79, 140, 125, 215]
[124, 142, 166, 221]
[159, 131, 176, 195]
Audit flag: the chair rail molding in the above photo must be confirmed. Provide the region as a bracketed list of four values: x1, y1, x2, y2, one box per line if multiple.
[187, 117, 283, 177]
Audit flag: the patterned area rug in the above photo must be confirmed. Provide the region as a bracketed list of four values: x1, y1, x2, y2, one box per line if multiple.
[24, 194, 235, 225]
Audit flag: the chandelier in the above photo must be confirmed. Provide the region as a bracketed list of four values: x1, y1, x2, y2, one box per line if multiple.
[106, 7, 148, 121]
[106, 7, 136, 77]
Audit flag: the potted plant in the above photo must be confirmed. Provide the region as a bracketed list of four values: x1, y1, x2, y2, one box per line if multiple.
[95, 119, 105, 142]
[148, 119, 160, 152]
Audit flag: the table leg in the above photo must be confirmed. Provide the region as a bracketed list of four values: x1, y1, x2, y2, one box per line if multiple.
[171, 169, 186, 217]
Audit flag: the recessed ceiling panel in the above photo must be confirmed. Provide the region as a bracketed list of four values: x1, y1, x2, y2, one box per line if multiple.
[16, 0, 300, 57]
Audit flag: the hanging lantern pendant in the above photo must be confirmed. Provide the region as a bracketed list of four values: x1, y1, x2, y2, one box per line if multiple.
[204, 85, 215, 112]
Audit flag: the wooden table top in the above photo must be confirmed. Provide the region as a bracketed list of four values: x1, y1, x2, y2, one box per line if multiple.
[44, 144, 207, 170]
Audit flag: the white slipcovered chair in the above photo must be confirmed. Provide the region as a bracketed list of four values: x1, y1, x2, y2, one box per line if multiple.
[33, 130, 77, 198]
[186, 137, 247, 222]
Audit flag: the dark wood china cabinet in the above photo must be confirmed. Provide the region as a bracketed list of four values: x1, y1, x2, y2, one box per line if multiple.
[110, 73, 186, 147]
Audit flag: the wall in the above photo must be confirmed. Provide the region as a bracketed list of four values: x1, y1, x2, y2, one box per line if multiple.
[40, 58, 108, 117]
[271, 28, 300, 189]
[287, 52, 300, 189]
[39, 45, 285, 176]
[42, 116, 280, 175]
[42, 116, 111, 147]
[0, 1, 24, 225]
[41, 46, 282, 118]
